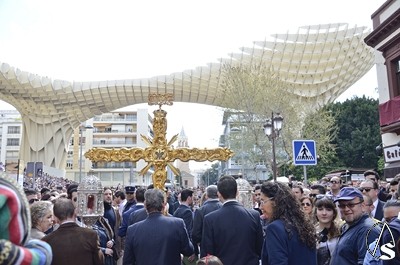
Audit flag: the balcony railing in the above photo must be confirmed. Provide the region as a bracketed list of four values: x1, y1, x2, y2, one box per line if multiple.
[93, 116, 137, 122]
[92, 140, 136, 145]
[93, 129, 135, 134]
[92, 162, 135, 169]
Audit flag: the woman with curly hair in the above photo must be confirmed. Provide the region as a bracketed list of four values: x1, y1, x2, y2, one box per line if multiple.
[314, 195, 341, 265]
[260, 181, 317, 265]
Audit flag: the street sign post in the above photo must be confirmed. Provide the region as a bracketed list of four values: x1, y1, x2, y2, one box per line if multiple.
[293, 140, 317, 165]
[292, 140, 317, 184]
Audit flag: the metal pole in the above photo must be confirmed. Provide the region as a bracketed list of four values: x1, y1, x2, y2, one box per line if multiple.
[303, 165, 307, 185]
[241, 128, 244, 176]
[272, 130, 277, 182]
[79, 128, 83, 183]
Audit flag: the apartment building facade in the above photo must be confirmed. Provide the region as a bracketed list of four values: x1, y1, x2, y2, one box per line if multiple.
[0, 110, 22, 178]
[66, 108, 154, 187]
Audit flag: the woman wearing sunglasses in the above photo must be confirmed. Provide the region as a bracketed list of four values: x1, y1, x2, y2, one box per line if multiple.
[260, 181, 317, 265]
[314, 196, 341, 265]
[300, 196, 314, 222]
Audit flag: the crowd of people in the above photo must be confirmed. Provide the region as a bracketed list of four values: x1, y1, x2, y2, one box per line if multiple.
[1, 169, 400, 264]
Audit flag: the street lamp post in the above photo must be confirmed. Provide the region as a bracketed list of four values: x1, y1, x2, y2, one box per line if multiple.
[79, 124, 93, 183]
[263, 113, 283, 182]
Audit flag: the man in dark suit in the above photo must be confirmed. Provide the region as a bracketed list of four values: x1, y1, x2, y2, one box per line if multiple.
[173, 188, 197, 263]
[118, 187, 145, 238]
[128, 207, 147, 225]
[103, 187, 122, 261]
[42, 198, 104, 265]
[123, 186, 136, 213]
[201, 176, 263, 265]
[359, 180, 385, 221]
[192, 185, 222, 247]
[123, 189, 194, 265]
[364, 169, 388, 202]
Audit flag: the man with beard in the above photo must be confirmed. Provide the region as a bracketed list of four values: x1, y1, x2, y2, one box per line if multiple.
[103, 188, 122, 263]
[330, 187, 380, 265]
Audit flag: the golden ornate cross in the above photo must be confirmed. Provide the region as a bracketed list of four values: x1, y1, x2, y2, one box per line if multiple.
[85, 93, 234, 190]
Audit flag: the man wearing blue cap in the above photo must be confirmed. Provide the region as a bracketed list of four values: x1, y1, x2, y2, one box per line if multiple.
[330, 187, 381, 265]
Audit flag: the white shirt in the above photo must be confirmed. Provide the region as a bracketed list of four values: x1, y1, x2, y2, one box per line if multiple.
[371, 199, 378, 218]
[118, 199, 127, 219]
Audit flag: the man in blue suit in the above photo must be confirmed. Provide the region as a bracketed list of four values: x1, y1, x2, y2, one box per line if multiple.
[192, 185, 222, 247]
[201, 176, 263, 265]
[123, 188, 194, 265]
[118, 187, 145, 238]
[173, 188, 197, 263]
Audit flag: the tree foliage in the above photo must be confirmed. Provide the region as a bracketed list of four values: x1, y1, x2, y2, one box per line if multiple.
[201, 163, 220, 185]
[325, 96, 381, 170]
[284, 96, 381, 180]
[218, 63, 337, 179]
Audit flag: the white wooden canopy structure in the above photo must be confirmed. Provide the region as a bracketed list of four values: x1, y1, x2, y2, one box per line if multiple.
[0, 23, 374, 170]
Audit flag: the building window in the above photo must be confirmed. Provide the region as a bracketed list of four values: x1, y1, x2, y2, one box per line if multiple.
[100, 172, 111, 182]
[6, 150, 19, 159]
[7, 126, 20, 134]
[7, 138, 19, 146]
[126, 114, 136, 121]
[66, 161, 73, 169]
[113, 172, 123, 182]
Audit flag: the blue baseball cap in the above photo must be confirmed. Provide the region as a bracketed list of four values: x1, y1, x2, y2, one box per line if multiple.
[333, 187, 363, 203]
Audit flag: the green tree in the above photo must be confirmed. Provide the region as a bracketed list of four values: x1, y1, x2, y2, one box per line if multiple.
[285, 96, 381, 180]
[201, 163, 220, 186]
[326, 96, 380, 170]
[218, 63, 337, 179]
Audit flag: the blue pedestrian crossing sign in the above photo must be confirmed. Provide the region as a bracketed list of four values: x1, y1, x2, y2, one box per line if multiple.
[292, 140, 317, 165]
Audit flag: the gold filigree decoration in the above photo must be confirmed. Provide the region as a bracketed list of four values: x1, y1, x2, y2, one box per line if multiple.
[85, 94, 234, 190]
[148, 93, 174, 109]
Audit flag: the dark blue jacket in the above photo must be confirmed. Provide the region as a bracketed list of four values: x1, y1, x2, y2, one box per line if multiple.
[201, 200, 263, 265]
[262, 219, 316, 265]
[128, 208, 148, 226]
[374, 200, 385, 222]
[173, 204, 194, 235]
[330, 214, 380, 265]
[118, 204, 144, 237]
[192, 199, 222, 245]
[123, 212, 194, 265]
[173, 204, 196, 255]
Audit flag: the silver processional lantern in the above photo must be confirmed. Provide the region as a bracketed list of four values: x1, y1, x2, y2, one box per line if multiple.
[77, 174, 104, 227]
[236, 176, 253, 209]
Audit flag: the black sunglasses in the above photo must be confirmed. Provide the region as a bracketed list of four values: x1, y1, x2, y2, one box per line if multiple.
[301, 202, 311, 207]
[359, 188, 373, 192]
[29, 198, 39, 204]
